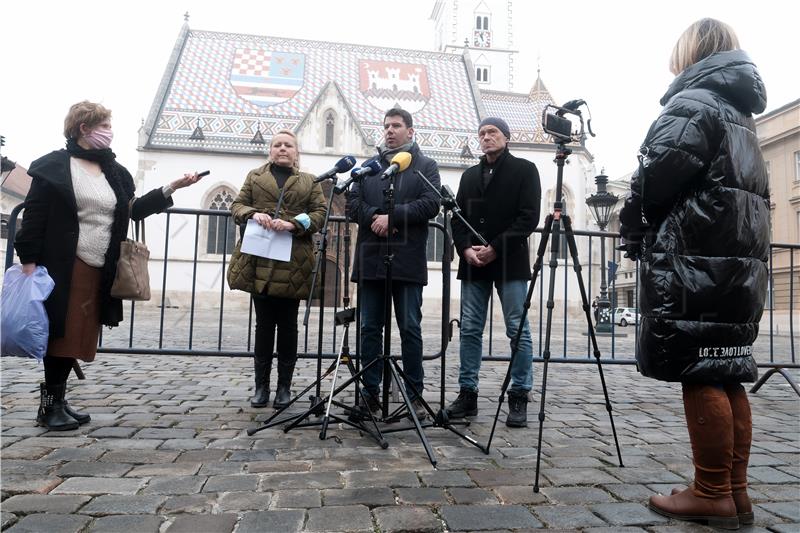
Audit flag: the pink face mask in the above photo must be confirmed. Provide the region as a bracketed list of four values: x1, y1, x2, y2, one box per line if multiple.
[84, 126, 113, 149]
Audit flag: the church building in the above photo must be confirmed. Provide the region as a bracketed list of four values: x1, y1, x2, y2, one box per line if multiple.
[136, 0, 597, 309]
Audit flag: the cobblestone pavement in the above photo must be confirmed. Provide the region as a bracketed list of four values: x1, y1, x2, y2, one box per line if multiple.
[2, 348, 798, 532]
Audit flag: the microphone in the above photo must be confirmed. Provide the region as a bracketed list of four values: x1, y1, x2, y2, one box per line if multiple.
[313, 155, 357, 183]
[380, 152, 412, 180]
[333, 160, 382, 194]
[351, 159, 382, 179]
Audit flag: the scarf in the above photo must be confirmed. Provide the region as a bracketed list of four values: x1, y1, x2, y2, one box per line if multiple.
[377, 141, 414, 165]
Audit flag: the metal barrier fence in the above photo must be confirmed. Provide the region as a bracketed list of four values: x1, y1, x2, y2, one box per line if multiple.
[4, 204, 797, 390]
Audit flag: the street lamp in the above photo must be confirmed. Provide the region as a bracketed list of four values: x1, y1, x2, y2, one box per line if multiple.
[586, 172, 618, 333]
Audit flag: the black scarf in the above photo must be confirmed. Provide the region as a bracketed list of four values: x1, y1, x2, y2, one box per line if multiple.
[66, 138, 134, 315]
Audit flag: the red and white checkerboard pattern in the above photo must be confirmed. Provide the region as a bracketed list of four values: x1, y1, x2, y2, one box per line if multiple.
[232, 48, 271, 77]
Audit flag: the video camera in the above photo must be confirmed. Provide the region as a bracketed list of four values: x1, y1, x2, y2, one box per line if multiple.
[542, 99, 595, 144]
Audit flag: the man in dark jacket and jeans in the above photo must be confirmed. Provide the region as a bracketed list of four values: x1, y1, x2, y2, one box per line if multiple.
[446, 117, 541, 427]
[348, 108, 441, 418]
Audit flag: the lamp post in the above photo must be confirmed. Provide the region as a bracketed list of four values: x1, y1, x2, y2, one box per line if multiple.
[586, 172, 618, 333]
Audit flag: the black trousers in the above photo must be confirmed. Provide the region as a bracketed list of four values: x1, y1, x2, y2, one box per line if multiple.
[252, 294, 300, 366]
[44, 356, 75, 386]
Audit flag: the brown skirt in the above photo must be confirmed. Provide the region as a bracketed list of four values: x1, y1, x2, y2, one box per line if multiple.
[47, 258, 101, 362]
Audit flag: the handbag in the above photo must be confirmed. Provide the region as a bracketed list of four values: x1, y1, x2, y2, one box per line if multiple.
[111, 219, 151, 301]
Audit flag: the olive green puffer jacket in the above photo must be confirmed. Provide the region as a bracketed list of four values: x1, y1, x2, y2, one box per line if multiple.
[227, 163, 327, 299]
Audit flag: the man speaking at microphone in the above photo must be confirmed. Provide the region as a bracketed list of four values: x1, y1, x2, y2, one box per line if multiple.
[446, 117, 541, 428]
[347, 108, 440, 418]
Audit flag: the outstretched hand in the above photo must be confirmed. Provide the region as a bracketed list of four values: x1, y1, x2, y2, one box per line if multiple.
[170, 172, 205, 190]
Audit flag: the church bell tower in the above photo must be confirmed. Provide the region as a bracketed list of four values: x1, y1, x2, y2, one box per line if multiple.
[430, 0, 517, 91]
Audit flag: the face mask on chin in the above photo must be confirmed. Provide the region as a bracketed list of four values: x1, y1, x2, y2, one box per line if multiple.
[83, 126, 114, 149]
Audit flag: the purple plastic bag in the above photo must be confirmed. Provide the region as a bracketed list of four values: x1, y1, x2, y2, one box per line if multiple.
[1, 264, 55, 360]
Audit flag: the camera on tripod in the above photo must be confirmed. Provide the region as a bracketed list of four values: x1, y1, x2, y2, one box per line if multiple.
[542, 99, 594, 144]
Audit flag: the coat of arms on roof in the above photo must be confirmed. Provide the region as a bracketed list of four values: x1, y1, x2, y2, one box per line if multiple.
[230, 48, 305, 108]
[358, 60, 430, 114]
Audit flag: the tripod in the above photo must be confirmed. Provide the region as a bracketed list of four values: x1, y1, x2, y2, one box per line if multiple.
[482, 140, 624, 492]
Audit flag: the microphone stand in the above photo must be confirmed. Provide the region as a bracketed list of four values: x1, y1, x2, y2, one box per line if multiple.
[302, 177, 339, 412]
[247, 175, 388, 447]
[357, 167, 437, 467]
[412, 170, 487, 453]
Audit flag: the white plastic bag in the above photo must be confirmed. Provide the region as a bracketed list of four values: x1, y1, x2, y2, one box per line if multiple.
[1, 264, 55, 360]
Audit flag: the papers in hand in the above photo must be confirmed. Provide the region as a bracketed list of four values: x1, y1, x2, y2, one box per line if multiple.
[240, 219, 293, 261]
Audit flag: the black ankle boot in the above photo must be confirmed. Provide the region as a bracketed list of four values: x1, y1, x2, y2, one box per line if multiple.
[446, 388, 478, 418]
[273, 356, 296, 409]
[37, 382, 79, 431]
[505, 391, 529, 428]
[249, 354, 273, 408]
[61, 384, 90, 425]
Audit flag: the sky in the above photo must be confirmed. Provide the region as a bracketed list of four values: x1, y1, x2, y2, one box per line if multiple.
[1, 0, 798, 180]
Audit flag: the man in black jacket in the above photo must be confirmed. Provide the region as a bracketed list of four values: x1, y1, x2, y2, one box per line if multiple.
[446, 117, 541, 427]
[347, 108, 441, 417]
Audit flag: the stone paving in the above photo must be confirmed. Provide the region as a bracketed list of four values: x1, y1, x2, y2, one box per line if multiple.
[2, 347, 799, 532]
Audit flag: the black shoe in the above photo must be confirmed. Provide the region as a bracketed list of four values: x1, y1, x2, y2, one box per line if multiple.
[410, 397, 428, 420]
[273, 382, 291, 409]
[63, 400, 91, 425]
[250, 383, 270, 408]
[446, 388, 478, 418]
[347, 391, 381, 422]
[249, 354, 272, 408]
[505, 391, 529, 428]
[37, 382, 79, 431]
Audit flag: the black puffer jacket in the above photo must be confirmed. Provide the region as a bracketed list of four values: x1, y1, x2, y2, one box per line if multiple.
[619, 50, 769, 384]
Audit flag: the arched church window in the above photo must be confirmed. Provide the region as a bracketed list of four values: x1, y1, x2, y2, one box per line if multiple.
[325, 110, 336, 148]
[206, 186, 236, 255]
[475, 15, 490, 30]
[476, 67, 490, 83]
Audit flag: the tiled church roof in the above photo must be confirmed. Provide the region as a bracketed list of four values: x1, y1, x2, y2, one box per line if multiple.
[142, 25, 558, 164]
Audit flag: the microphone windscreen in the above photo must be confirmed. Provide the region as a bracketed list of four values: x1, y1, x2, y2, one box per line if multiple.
[363, 160, 382, 175]
[391, 152, 412, 172]
[335, 155, 357, 173]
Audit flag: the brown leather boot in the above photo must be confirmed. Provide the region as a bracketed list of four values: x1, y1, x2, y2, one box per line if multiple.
[648, 383, 738, 530]
[671, 482, 753, 525]
[726, 383, 754, 525]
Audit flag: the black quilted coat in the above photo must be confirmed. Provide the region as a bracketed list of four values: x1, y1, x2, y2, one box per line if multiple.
[619, 50, 769, 384]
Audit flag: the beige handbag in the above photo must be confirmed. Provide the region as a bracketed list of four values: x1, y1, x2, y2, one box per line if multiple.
[111, 219, 151, 301]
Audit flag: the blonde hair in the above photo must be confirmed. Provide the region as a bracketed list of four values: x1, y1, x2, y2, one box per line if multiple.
[670, 18, 740, 75]
[63, 101, 112, 139]
[268, 129, 300, 170]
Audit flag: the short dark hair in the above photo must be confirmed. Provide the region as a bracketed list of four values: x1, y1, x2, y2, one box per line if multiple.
[384, 108, 413, 128]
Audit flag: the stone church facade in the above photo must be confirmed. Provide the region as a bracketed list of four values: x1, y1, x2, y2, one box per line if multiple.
[136, 0, 597, 310]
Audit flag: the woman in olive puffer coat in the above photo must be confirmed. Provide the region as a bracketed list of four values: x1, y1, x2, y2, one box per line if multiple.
[228, 130, 327, 409]
[619, 18, 769, 530]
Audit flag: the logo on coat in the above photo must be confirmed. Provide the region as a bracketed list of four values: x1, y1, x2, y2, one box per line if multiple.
[358, 60, 430, 113]
[230, 48, 305, 108]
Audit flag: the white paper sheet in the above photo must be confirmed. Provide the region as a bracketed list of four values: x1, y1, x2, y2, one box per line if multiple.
[240, 219, 293, 261]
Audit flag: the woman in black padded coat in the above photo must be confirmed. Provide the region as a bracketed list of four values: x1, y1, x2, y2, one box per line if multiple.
[619, 18, 769, 530]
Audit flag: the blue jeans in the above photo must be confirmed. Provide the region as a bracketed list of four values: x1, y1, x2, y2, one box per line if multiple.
[359, 280, 425, 401]
[459, 279, 533, 393]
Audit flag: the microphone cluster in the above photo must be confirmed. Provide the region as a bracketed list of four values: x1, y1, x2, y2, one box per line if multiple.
[317, 152, 414, 194]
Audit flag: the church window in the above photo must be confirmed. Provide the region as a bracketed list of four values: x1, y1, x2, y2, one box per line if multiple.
[206, 186, 236, 255]
[475, 15, 489, 30]
[324, 110, 336, 149]
[476, 67, 490, 83]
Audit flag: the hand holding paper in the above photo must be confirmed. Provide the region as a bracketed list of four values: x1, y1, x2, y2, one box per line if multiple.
[241, 219, 293, 261]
